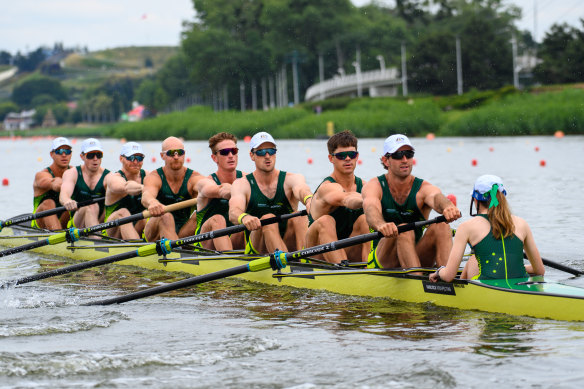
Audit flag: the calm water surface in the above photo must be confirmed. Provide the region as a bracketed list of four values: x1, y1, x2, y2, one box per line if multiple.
[0, 136, 583, 388]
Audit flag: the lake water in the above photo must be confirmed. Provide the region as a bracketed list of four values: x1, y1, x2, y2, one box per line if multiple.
[0, 135, 583, 388]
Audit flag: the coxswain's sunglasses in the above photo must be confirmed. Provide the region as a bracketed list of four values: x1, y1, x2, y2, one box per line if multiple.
[165, 149, 185, 157]
[217, 147, 239, 156]
[125, 155, 145, 162]
[85, 151, 103, 159]
[331, 151, 359, 160]
[387, 150, 415, 160]
[253, 148, 277, 157]
[54, 148, 72, 155]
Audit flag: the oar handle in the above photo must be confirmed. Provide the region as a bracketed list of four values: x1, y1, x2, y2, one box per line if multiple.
[141, 198, 198, 219]
[0, 197, 105, 229]
[170, 209, 307, 249]
[80, 198, 198, 236]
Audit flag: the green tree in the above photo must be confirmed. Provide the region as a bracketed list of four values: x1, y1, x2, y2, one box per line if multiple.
[11, 75, 67, 107]
[0, 102, 19, 121]
[534, 21, 584, 84]
[135, 78, 169, 113]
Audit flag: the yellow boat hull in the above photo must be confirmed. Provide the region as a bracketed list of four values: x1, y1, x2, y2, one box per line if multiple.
[1, 225, 584, 322]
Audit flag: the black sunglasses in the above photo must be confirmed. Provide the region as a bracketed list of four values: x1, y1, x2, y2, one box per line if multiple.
[124, 155, 145, 162]
[331, 151, 359, 160]
[387, 150, 415, 160]
[85, 151, 103, 159]
[217, 147, 239, 156]
[253, 148, 277, 157]
[54, 148, 72, 155]
[165, 149, 185, 157]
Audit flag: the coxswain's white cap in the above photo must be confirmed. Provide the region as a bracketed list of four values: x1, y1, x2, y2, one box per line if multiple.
[50, 137, 72, 151]
[249, 131, 277, 150]
[120, 142, 144, 157]
[472, 174, 507, 201]
[80, 138, 103, 154]
[383, 134, 415, 155]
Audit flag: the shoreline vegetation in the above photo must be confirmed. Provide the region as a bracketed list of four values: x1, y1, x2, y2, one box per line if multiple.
[8, 85, 584, 140]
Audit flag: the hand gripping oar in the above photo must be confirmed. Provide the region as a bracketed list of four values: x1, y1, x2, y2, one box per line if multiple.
[523, 252, 583, 277]
[0, 198, 197, 258]
[0, 197, 105, 231]
[1, 209, 306, 288]
[84, 215, 447, 306]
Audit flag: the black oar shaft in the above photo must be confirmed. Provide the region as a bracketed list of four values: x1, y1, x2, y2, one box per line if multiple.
[0, 239, 53, 258]
[523, 252, 583, 277]
[84, 264, 250, 306]
[0, 197, 104, 228]
[85, 216, 447, 305]
[12, 250, 140, 286]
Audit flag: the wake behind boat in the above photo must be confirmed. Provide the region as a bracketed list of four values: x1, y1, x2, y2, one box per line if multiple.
[1, 223, 584, 322]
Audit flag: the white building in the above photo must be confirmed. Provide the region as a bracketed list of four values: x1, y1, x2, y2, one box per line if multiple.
[3, 110, 36, 130]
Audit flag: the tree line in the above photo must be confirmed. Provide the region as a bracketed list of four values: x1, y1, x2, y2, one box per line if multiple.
[1, 0, 583, 126]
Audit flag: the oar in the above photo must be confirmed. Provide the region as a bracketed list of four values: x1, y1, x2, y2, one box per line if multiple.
[1, 209, 306, 288]
[84, 215, 447, 306]
[523, 252, 583, 277]
[0, 198, 197, 258]
[0, 197, 105, 231]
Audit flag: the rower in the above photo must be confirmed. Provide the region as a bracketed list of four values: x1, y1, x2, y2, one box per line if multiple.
[103, 142, 148, 240]
[430, 175, 545, 282]
[31, 137, 73, 230]
[229, 131, 312, 254]
[142, 136, 202, 241]
[305, 130, 369, 263]
[60, 138, 110, 229]
[363, 134, 461, 269]
[194, 132, 245, 251]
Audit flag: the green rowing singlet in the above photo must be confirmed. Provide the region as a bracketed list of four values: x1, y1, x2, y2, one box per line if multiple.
[194, 170, 243, 235]
[32, 167, 62, 227]
[71, 165, 109, 217]
[370, 175, 425, 250]
[104, 169, 146, 222]
[471, 214, 527, 280]
[308, 176, 364, 240]
[156, 167, 194, 233]
[245, 171, 293, 241]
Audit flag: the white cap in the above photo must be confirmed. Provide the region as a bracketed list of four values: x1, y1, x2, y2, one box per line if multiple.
[50, 137, 72, 151]
[383, 134, 415, 155]
[249, 131, 276, 150]
[80, 138, 103, 154]
[472, 174, 507, 201]
[120, 142, 144, 157]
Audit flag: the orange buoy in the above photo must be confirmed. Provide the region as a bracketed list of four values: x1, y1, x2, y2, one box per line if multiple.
[412, 158, 417, 165]
[446, 194, 457, 206]
[307, 158, 313, 164]
[426, 133, 435, 140]
[151, 157, 157, 163]
[186, 157, 191, 163]
[554, 131, 565, 138]
[540, 160, 546, 167]
[244, 135, 251, 143]
[471, 159, 478, 166]
[2, 178, 9, 186]
[535, 146, 540, 152]
[489, 147, 494, 152]
[358, 159, 363, 165]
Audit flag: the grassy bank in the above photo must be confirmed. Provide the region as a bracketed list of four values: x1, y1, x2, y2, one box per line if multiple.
[14, 86, 584, 140]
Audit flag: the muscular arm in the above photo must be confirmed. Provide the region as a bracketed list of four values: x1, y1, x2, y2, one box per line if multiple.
[34, 170, 62, 194]
[59, 167, 78, 211]
[141, 172, 164, 216]
[107, 173, 128, 195]
[319, 183, 363, 210]
[228, 178, 260, 230]
[196, 177, 231, 200]
[285, 172, 312, 210]
[421, 183, 461, 222]
[362, 177, 397, 238]
[187, 172, 203, 199]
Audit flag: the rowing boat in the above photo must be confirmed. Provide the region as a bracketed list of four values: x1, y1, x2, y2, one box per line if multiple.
[1, 224, 584, 322]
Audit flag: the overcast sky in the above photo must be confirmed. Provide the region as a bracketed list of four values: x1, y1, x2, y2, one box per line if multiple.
[1, 0, 582, 54]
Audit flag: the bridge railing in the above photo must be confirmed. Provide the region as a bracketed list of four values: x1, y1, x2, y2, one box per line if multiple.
[305, 68, 400, 101]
